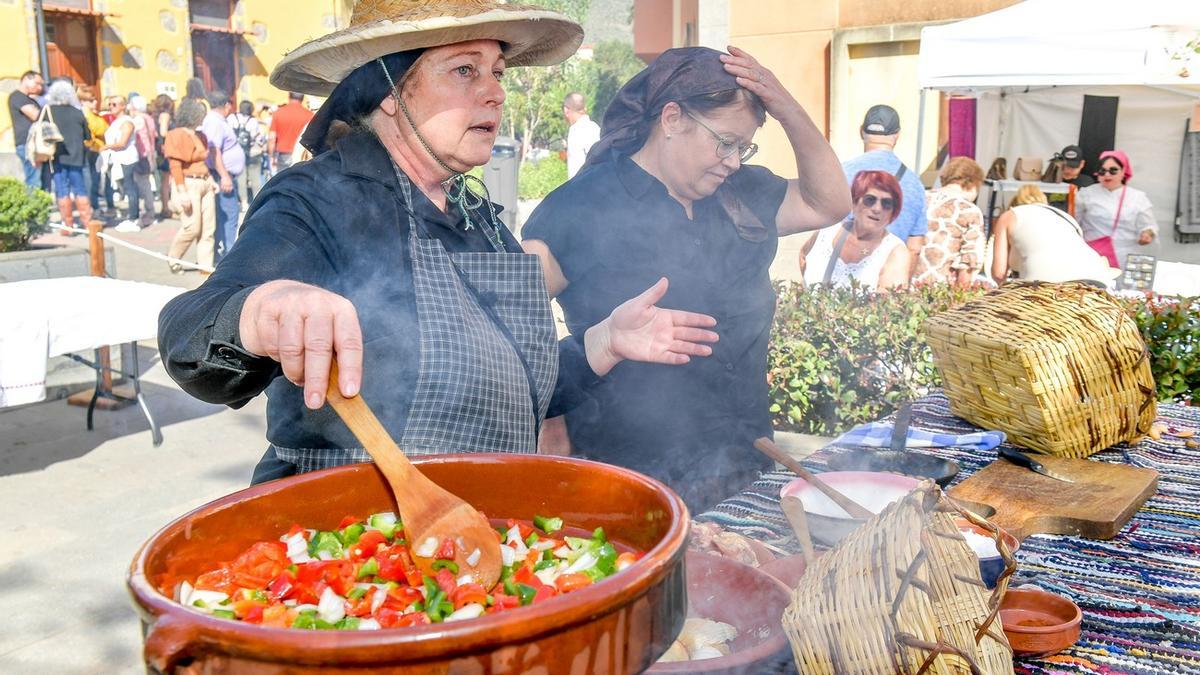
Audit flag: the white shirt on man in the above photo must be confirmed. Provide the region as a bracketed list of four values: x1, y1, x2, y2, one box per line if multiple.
[566, 114, 601, 179]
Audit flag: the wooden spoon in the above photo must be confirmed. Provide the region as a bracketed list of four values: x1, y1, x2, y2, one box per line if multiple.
[753, 437, 875, 521]
[780, 495, 816, 565]
[326, 363, 502, 588]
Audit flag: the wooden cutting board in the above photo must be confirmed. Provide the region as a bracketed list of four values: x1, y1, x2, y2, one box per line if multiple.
[949, 456, 1159, 541]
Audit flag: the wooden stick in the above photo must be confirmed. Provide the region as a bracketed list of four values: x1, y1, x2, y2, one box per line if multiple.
[754, 437, 875, 520]
[87, 220, 112, 392]
[781, 495, 816, 565]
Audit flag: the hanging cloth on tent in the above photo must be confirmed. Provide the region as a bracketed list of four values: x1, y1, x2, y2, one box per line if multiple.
[1176, 116, 1200, 243]
[948, 98, 976, 159]
[1078, 95, 1119, 179]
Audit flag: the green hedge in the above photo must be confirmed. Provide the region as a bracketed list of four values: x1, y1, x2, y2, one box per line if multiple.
[767, 282, 1198, 436]
[0, 178, 52, 253]
[518, 156, 567, 200]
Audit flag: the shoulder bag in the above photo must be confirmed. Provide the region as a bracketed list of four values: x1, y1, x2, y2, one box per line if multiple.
[1085, 186, 1125, 268]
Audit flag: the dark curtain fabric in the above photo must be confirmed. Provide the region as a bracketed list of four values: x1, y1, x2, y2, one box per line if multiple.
[1078, 95, 1119, 179]
[948, 97, 976, 159]
[1178, 117, 1200, 242]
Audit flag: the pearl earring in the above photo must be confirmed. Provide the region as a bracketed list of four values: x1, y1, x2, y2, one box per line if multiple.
[666, 133, 672, 139]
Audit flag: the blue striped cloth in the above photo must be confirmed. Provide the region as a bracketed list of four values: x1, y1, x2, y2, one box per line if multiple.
[833, 421, 1005, 451]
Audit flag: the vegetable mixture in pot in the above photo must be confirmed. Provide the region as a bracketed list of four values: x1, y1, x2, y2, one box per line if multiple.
[168, 512, 640, 630]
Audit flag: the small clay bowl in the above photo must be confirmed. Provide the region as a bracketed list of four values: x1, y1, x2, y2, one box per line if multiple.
[1000, 588, 1082, 658]
[648, 552, 792, 674]
[827, 449, 960, 487]
[779, 472, 921, 547]
[955, 518, 1020, 589]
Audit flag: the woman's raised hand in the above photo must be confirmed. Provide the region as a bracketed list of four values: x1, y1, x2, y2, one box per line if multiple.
[584, 278, 719, 377]
[719, 45, 799, 120]
[239, 280, 364, 410]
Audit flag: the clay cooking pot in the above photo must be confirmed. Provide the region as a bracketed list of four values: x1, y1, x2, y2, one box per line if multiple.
[128, 455, 690, 673]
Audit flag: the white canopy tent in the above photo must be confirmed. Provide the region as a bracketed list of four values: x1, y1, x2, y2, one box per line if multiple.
[914, 0, 1200, 265]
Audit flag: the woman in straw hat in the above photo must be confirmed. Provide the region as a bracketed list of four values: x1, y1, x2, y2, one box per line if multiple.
[159, 0, 719, 484]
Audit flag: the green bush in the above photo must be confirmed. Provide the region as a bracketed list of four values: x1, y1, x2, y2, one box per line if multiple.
[1121, 294, 1199, 404]
[0, 178, 52, 253]
[768, 281, 984, 436]
[518, 156, 567, 200]
[767, 282, 1198, 436]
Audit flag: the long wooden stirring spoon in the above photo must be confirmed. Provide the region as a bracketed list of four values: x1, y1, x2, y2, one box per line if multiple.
[325, 363, 502, 588]
[754, 437, 875, 521]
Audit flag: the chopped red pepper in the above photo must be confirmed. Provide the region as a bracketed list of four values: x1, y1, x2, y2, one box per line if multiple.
[350, 530, 388, 560]
[435, 537, 457, 560]
[554, 573, 593, 593]
[451, 583, 489, 610]
[337, 515, 361, 529]
[434, 568, 458, 596]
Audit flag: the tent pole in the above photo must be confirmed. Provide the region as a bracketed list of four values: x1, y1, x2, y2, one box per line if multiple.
[914, 88, 927, 175]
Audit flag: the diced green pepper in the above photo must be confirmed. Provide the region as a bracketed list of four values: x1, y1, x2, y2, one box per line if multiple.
[564, 536, 592, 551]
[309, 531, 344, 559]
[335, 616, 361, 630]
[368, 513, 399, 539]
[533, 515, 563, 534]
[542, 549, 554, 562]
[524, 532, 539, 547]
[212, 609, 236, 620]
[292, 613, 317, 629]
[592, 527, 607, 544]
[192, 599, 209, 609]
[431, 560, 459, 574]
[503, 579, 517, 596]
[595, 543, 618, 576]
[411, 601, 425, 613]
[347, 586, 368, 600]
[425, 590, 447, 621]
[516, 583, 538, 606]
[250, 590, 269, 603]
[486, 594, 494, 607]
[340, 523, 365, 545]
[287, 564, 298, 574]
[357, 557, 379, 580]
[534, 559, 556, 572]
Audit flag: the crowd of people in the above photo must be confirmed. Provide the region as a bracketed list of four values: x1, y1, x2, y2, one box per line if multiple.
[6, 72, 315, 272]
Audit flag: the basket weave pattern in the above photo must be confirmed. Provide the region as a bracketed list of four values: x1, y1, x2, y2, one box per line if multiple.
[783, 485, 1013, 674]
[925, 282, 1156, 458]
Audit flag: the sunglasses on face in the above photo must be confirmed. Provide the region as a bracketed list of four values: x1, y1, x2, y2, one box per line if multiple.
[1098, 166, 1122, 176]
[860, 194, 895, 210]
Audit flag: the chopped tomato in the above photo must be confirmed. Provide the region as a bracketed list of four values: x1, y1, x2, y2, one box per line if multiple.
[381, 585, 423, 612]
[512, 566, 536, 586]
[194, 566, 236, 594]
[349, 530, 388, 560]
[451, 583, 489, 610]
[345, 587, 378, 617]
[338, 515, 361, 529]
[434, 568, 458, 596]
[555, 573, 593, 593]
[266, 572, 296, 601]
[506, 519, 534, 540]
[232, 599, 266, 621]
[231, 541, 289, 589]
[491, 592, 520, 611]
[615, 552, 640, 571]
[435, 537, 457, 560]
[375, 545, 421, 586]
[260, 604, 293, 628]
[377, 608, 432, 628]
[532, 583, 558, 604]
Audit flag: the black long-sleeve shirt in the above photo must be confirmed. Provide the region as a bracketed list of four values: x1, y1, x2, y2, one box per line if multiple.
[158, 131, 597, 454]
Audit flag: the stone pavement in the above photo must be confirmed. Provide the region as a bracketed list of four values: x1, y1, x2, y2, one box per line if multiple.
[0, 204, 817, 674]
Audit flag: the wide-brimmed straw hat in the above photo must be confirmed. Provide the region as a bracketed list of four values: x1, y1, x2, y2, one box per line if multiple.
[271, 0, 584, 96]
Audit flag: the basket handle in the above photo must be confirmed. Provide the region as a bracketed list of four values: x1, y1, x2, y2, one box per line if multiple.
[939, 493, 1016, 645]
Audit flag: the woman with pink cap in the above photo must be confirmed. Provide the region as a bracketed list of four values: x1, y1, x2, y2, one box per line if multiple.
[1076, 150, 1158, 270]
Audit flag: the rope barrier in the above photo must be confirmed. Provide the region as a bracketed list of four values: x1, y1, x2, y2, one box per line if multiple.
[48, 222, 216, 273]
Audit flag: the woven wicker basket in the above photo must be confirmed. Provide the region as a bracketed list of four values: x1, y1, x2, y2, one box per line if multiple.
[783, 484, 1014, 675]
[925, 282, 1156, 458]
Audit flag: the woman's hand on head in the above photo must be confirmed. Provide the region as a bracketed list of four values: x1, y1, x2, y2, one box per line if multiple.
[584, 278, 718, 377]
[719, 46, 799, 120]
[239, 280, 364, 410]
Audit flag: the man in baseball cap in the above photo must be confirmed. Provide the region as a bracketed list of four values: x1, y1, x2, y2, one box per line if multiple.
[1059, 144, 1095, 188]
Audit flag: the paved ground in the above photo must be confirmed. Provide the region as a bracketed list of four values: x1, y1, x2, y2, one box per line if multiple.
[0, 203, 825, 673]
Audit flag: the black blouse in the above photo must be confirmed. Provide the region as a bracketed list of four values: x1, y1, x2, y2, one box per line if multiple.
[158, 131, 597, 464]
[522, 154, 788, 509]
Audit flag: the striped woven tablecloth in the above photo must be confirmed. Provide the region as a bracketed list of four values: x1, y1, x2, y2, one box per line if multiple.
[699, 391, 1200, 674]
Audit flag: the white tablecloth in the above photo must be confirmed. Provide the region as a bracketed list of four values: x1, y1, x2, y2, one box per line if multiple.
[0, 277, 185, 407]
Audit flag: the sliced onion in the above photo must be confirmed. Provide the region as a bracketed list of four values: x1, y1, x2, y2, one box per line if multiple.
[505, 525, 522, 546]
[466, 548, 482, 567]
[414, 536, 439, 558]
[534, 568, 560, 586]
[553, 546, 572, 559]
[317, 587, 345, 624]
[283, 532, 313, 563]
[500, 545, 516, 567]
[564, 551, 597, 575]
[176, 580, 193, 604]
[357, 618, 381, 630]
[444, 603, 485, 622]
[457, 574, 474, 587]
[370, 586, 388, 614]
[530, 540, 556, 552]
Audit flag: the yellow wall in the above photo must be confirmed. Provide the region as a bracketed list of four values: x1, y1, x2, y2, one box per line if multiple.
[1, 0, 352, 153]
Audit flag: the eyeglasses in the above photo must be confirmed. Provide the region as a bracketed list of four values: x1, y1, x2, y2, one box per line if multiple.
[685, 112, 758, 163]
[108, 102, 121, 108]
[1098, 166, 1122, 176]
[860, 194, 895, 211]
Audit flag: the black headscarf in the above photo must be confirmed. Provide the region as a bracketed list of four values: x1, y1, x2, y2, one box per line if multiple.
[584, 46, 743, 170]
[584, 46, 768, 242]
[301, 49, 424, 155]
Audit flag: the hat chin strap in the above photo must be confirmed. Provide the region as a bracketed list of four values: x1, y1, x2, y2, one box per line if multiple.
[377, 59, 505, 250]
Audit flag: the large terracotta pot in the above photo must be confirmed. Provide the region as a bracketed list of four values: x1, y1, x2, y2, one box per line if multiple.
[128, 455, 690, 674]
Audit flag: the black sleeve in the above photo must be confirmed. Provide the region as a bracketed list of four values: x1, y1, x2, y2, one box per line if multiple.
[521, 183, 595, 283]
[547, 333, 602, 418]
[157, 187, 336, 408]
[727, 165, 789, 230]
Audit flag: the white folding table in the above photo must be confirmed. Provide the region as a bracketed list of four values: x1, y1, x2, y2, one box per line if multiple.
[0, 276, 186, 445]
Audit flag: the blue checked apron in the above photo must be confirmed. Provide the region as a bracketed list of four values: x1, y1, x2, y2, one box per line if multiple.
[273, 171, 558, 473]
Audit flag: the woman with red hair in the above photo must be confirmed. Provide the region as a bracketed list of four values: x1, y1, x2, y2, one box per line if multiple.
[800, 169, 911, 290]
